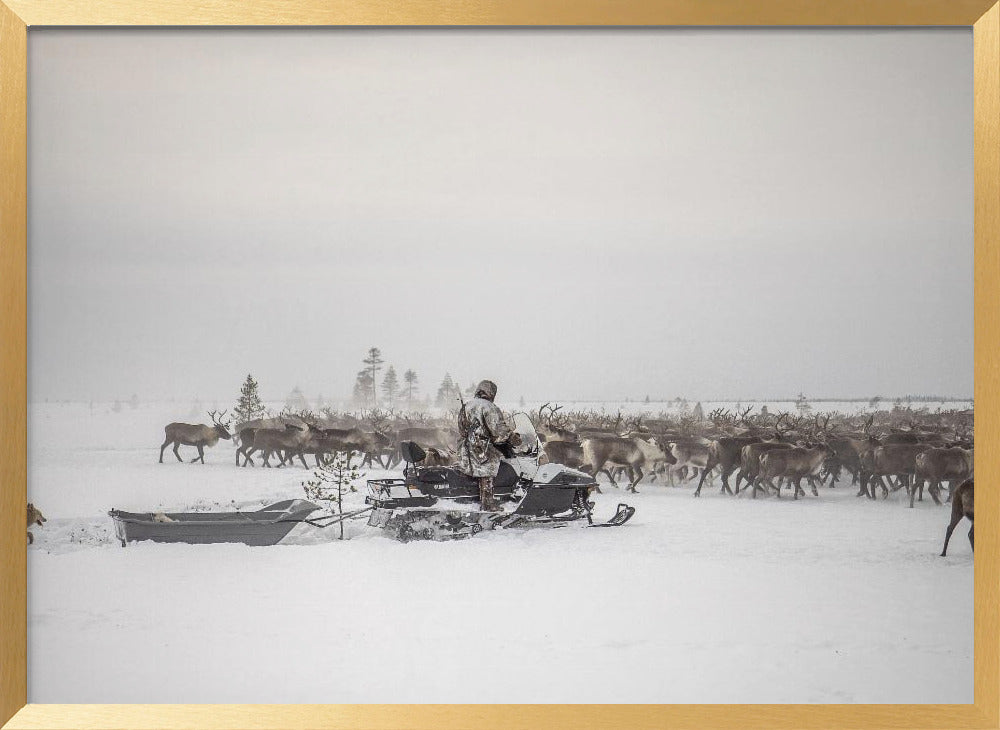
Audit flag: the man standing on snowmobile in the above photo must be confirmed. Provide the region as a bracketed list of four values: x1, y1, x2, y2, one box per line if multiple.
[456, 379, 521, 512]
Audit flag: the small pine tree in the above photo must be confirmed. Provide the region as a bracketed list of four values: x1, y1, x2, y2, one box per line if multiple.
[234, 374, 266, 426]
[692, 402, 705, 421]
[362, 347, 385, 407]
[403, 369, 419, 408]
[301, 452, 365, 541]
[382, 366, 399, 408]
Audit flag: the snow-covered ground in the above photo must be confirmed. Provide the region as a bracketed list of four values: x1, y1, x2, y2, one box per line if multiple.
[27, 402, 973, 704]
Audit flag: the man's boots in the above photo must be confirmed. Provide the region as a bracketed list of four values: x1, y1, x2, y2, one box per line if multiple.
[479, 477, 502, 512]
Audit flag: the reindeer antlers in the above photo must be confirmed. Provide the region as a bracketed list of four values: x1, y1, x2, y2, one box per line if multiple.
[812, 413, 831, 439]
[538, 402, 571, 429]
[773, 412, 794, 438]
[207, 409, 231, 428]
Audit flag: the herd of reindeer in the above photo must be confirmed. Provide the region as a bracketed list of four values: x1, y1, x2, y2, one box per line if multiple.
[156, 402, 976, 554]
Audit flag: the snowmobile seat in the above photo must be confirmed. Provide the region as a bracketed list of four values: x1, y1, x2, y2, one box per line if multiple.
[416, 467, 450, 485]
[414, 461, 519, 496]
[438, 462, 518, 492]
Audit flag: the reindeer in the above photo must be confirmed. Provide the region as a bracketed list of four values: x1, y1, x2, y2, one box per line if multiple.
[693, 408, 771, 497]
[827, 415, 882, 497]
[826, 435, 869, 488]
[757, 444, 829, 499]
[250, 422, 317, 467]
[859, 443, 929, 500]
[663, 438, 713, 486]
[315, 427, 391, 468]
[27, 503, 46, 544]
[235, 416, 304, 466]
[236, 427, 260, 466]
[294, 428, 344, 467]
[940, 478, 973, 556]
[159, 410, 232, 464]
[234, 418, 274, 466]
[694, 435, 761, 496]
[912, 447, 973, 508]
[734, 441, 794, 495]
[730, 414, 804, 494]
[580, 434, 673, 493]
[536, 430, 603, 492]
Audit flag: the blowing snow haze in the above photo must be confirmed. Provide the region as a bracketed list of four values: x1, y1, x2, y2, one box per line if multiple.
[27, 28, 973, 404]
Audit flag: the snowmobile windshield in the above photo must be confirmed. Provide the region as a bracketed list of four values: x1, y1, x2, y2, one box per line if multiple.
[510, 412, 538, 455]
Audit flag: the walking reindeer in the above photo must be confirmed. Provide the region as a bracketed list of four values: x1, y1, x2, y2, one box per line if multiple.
[159, 410, 232, 464]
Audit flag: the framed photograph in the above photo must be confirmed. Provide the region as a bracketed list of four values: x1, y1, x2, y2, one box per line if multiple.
[1, 1, 998, 728]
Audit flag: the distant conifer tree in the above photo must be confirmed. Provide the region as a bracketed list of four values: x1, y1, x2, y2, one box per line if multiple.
[234, 374, 266, 426]
[436, 373, 457, 407]
[403, 369, 419, 408]
[382, 366, 399, 408]
[362, 347, 384, 407]
[353, 370, 375, 408]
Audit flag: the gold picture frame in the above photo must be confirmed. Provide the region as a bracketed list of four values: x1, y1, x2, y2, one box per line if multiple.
[1, 1, 997, 727]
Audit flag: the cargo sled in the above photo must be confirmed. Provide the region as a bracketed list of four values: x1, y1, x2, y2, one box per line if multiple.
[108, 499, 325, 547]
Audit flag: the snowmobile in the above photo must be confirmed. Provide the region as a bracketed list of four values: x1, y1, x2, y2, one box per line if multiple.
[365, 412, 635, 541]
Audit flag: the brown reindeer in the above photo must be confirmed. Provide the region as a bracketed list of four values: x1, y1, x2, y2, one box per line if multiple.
[664, 438, 713, 486]
[235, 426, 260, 466]
[27, 503, 46, 544]
[912, 447, 973, 508]
[580, 435, 673, 493]
[940, 478, 973, 556]
[826, 435, 871, 488]
[316, 427, 391, 468]
[250, 422, 315, 467]
[859, 443, 928, 500]
[234, 417, 294, 466]
[757, 445, 829, 499]
[694, 435, 761, 496]
[539, 439, 595, 483]
[693, 409, 776, 497]
[734, 441, 794, 495]
[159, 410, 232, 464]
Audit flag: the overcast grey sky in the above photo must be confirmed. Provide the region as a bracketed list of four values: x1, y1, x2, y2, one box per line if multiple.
[27, 28, 972, 404]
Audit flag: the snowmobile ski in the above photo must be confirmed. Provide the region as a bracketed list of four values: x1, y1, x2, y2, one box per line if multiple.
[588, 502, 636, 527]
